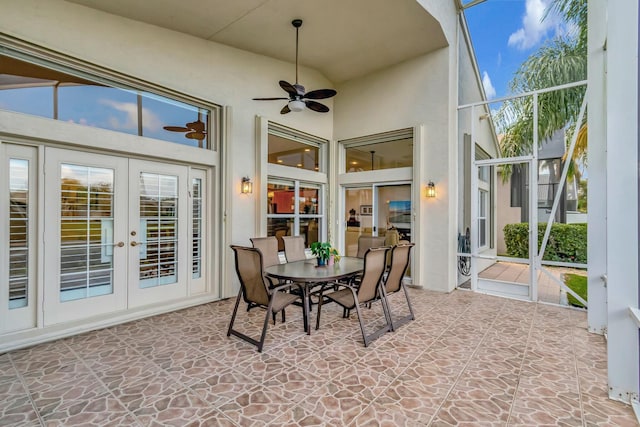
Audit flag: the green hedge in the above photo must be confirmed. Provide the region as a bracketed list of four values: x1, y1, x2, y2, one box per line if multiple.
[503, 223, 587, 263]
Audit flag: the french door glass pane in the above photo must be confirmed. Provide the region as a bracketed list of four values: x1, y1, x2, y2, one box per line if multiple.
[9, 159, 29, 309]
[59, 164, 114, 302]
[192, 178, 202, 279]
[139, 173, 178, 288]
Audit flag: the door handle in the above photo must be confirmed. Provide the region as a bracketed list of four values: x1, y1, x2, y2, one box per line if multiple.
[130, 241, 139, 247]
[114, 241, 125, 248]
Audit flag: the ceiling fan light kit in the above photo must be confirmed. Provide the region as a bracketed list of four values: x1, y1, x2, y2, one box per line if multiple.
[288, 99, 306, 112]
[253, 19, 337, 114]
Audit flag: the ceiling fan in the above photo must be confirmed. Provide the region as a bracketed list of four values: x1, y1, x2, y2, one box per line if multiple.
[163, 118, 206, 141]
[253, 19, 337, 114]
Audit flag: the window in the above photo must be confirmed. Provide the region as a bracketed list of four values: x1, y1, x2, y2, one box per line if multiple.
[0, 52, 217, 149]
[267, 180, 323, 250]
[478, 189, 489, 248]
[9, 158, 30, 309]
[268, 134, 320, 171]
[476, 149, 493, 250]
[138, 173, 178, 289]
[343, 129, 413, 173]
[192, 177, 203, 279]
[268, 126, 322, 172]
[59, 164, 115, 301]
[260, 122, 328, 249]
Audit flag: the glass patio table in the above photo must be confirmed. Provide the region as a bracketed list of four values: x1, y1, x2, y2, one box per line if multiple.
[265, 257, 364, 334]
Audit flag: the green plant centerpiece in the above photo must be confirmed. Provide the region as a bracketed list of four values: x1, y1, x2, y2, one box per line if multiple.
[310, 241, 340, 266]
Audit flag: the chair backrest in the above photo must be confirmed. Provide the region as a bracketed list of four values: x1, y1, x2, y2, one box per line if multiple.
[230, 245, 270, 306]
[385, 243, 415, 294]
[357, 246, 390, 303]
[357, 235, 386, 258]
[282, 235, 307, 262]
[274, 229, 287, 252]
[250, 236, 280, 268]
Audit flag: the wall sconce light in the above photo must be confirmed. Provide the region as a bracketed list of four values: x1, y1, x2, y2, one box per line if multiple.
[241, 177, 253, 194]
[426, 181, 436, 198]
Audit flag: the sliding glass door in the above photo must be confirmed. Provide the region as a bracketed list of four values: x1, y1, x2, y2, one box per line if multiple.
[343, 183, 412, 257]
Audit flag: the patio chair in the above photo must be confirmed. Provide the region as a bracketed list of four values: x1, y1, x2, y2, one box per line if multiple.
[315, 246, 391, 347]
[250, 236, 281, 268]
[356, 235, 386, 258]
[283, 235, 307, 262]
[228, 245, 302, 352]
[383, 243, 416, 331]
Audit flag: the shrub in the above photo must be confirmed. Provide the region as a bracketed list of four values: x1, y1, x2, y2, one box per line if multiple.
[503, 223, 587, 263]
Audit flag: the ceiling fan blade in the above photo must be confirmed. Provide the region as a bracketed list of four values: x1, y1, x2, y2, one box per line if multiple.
[279, 80, 301, 96]
[187, 120, 205, 132]
[185, 132, 206, 140]
[163, 126, 190, 132]
[303, 88, 337, 100]
[280, 104, 291, 114]
[305, 100, 329, 113]
[252, 97, 289, 101]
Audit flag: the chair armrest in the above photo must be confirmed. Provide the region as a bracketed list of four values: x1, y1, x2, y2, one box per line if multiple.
[330, 280, 358, 291]
[269, 281, 298, 294]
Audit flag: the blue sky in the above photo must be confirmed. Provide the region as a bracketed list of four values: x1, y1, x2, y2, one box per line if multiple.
[464, 0, 568, 99]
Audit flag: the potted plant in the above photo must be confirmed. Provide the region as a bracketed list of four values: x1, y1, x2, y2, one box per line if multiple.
[310, 241, 340, 266]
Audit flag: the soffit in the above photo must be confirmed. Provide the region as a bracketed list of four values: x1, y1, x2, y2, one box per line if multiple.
[63, 0, 448, 83]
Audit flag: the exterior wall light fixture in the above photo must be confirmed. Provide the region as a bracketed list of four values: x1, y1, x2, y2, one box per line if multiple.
[241, 177, 253, 194]
[426, 181, 436, 198]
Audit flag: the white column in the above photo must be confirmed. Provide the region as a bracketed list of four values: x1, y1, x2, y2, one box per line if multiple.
[603, 0, 640, 404]
[586, 0, 608, 335]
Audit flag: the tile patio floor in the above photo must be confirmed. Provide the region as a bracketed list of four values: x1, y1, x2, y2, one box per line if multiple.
[1, 288, 637, 426]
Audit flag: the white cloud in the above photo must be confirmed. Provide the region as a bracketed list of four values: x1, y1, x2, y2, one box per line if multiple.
[482, 71, 496, 99]
[99, 99, 163, 132]
[508, 0, 562, 50]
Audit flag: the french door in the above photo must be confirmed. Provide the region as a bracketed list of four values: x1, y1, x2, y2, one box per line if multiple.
[43, 148, 193, 325]
[127, 160, 188, 308]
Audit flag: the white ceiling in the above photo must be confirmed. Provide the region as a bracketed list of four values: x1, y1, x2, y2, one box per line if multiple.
[63, 0, 448, 83]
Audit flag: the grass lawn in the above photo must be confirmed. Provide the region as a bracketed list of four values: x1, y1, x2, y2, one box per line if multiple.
[564, 273, 587, 308]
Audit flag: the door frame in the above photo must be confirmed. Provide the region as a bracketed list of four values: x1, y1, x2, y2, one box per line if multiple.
[470, 153, 538, 301]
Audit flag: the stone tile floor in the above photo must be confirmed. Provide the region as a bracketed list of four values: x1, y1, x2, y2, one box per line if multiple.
[1, 288, 637, 426]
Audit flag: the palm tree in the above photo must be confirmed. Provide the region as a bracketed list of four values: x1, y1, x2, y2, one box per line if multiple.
[495, 0, 587, 169]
